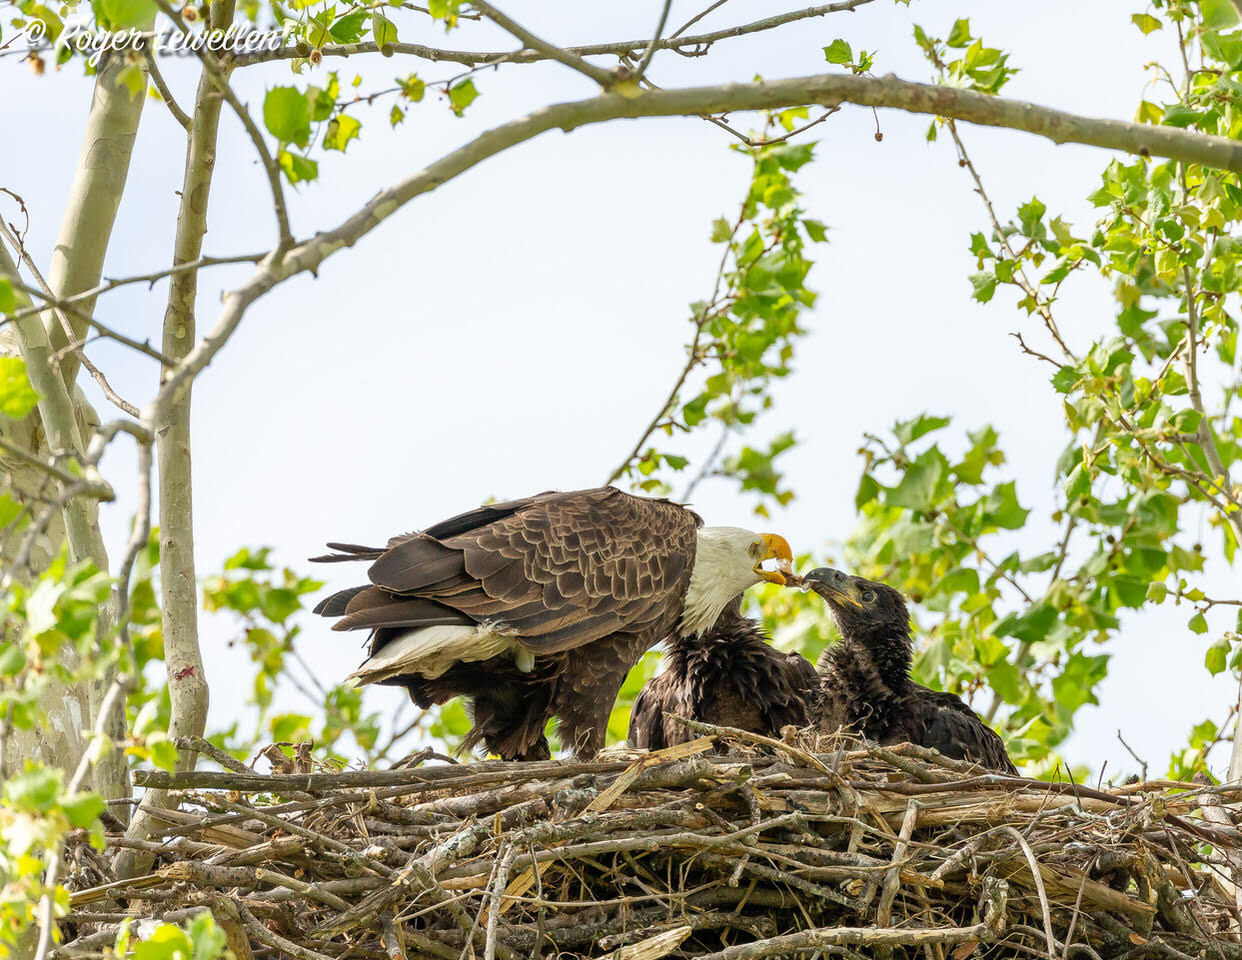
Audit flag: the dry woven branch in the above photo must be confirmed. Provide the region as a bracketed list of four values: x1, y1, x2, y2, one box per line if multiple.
[50, 739, 1242, 960]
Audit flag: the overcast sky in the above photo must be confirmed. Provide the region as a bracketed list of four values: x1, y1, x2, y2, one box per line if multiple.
[4, 1, 1235, 778]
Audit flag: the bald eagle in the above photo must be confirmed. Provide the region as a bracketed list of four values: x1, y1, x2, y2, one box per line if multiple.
[627, 596, 818, 749]
[803, 568, 1017, 775]
[312, 487, 794, 760]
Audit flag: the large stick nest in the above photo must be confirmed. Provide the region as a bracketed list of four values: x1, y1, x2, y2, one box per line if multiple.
[58, 725, 1242, 960]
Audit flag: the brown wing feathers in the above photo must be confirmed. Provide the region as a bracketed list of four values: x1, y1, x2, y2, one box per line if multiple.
[313, 487, 700, 659]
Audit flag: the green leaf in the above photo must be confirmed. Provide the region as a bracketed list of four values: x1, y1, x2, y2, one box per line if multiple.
[264, 86, 312, 148]
[1130, 13, 1162, 34]
[4, 764, 62, 813]
[893, 414, 950, 446]
[0, 642, 26, 676]
[278, 150, 319, 184]
[946, 18, 972, 47]
[886, 448, 947, 512]
[1017, 196, 1046, 237]
[323, 113, 361, 152]
[390, 104, 405, 127]
[329, 8, 367, 42]
[448, 78, 478, 116]
[802, 219, 828, 243]
[1206, 638, 1230, 675]
[398, 74, 425, 101]
[133, 925, 193, 960]
[187, 914, 228, 960]
[1188, 612, 1209, 635]
[271, 713, 312, 742]
[983, 481, 1029, 530]
[1050, 366, 1079, 394]
[0, 357, 40, 419]
[0, 276, 19, 314]
[427, 0, 461, 19]
[969, 271, 997, 303]
[823, 38, 853, 64]
[1146, 581, 1167, 604]
[90, 0, 155, 29]
[116, 63, 145, 100]
[372, 11, 397, 48]
[61, 791, 106, 828]
[1162, 103, 1201, 128]
[148, 737, 179, 772]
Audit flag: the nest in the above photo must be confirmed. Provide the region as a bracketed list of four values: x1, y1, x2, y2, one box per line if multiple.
[57, 724, 1242, 960]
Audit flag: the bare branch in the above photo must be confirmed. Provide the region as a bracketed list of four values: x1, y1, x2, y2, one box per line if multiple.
[232, 1, 877, 68]
[154, 0, 293, 251]
[0, 218, 141, 416]
[0, 436, 113, 501]
[471, 1, 616, 87]
[143, 44, 193, 131]
[153, 70, 1242, 435]
[632, 0, 674, 81]
[670, 0, 732, 40]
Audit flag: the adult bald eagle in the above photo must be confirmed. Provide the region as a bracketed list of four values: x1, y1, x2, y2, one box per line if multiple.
[803, 568, 1017, 775]
[627, 597, 818, 749]
[312, 487, 794, 760]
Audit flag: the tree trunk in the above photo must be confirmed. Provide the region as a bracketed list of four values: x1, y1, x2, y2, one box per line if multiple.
[119, 19, 232, 875]
[0, 50, 148, 805]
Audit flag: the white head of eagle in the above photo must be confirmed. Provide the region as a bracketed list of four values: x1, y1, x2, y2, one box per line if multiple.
[678, 527, 793, 638]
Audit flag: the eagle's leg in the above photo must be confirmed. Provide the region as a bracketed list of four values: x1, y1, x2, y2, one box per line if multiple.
[468, 686, 554, 761]
[555, 697, 612, 759]
[555, 637, 645, 759]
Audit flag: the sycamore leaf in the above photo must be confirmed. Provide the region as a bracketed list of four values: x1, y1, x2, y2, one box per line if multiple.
[823, 38, 852, 64]
[0, 357, 40, 419]
[264, 86, 312, 147]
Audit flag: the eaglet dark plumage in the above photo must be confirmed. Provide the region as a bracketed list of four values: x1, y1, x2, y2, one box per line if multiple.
[311, 486, 794, 761]
[627, 596, 819, 749]
[803, 568, 1017, 774]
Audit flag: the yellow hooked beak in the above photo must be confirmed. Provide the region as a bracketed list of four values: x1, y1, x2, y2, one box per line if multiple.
[754, 533, 794, 585]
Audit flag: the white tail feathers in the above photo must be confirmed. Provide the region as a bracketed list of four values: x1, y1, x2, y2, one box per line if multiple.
[350, 624, 520, 682]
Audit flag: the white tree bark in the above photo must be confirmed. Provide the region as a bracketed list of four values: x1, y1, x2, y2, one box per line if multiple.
[117, 4, 232, 876]
[1, 50, 148, 803]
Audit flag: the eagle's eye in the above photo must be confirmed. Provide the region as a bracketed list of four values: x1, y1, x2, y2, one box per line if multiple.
[748, 541, 760, 558]
[862, 590, 876, 603]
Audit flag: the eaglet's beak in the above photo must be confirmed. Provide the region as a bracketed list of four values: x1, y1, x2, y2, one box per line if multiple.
[802, 567, 863, 607]
[754, 533, 795, 585]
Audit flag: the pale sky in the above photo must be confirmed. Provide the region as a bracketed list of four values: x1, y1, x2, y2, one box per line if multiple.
[3, 1, 1236, 778]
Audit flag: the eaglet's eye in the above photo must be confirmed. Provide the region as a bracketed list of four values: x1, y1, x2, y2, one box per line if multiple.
[862, 591, 876, 603]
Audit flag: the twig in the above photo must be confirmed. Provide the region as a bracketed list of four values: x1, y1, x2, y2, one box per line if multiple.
[232, 2, 878, 68]
[632, 0, 674, 81]
[143, 44, 193, 130]
[470, 1, 616, 87]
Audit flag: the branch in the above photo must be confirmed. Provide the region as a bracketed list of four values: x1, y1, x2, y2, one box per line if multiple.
[471, 1, 616, 87]
[152, 71, 1242, 430]
[232, 1, 876, 68]
[41, 50, 150, 391]
[4, 252, 263, 337]
[118, 0, 232, 876]
[632, 0, 674, 81]
[947, 120, 1078, 362]
[0, 219, 141, 417]
[154, 0, 293, 251]
[143, 45, 192, 131]
[0, 436, 114, 501]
